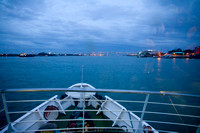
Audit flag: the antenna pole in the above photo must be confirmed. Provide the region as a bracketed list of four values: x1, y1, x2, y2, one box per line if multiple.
[81, 65, 83, 85]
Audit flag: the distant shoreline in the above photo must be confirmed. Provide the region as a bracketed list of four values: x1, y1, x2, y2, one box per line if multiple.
[1, 54, 200, 59]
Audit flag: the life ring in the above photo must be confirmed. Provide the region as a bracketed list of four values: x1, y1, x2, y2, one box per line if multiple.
[143, 125, 153, 133]
[120, 125, 128, 132]
[44, 105, 59, 120]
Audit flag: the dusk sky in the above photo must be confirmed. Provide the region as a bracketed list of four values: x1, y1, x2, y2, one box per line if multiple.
[0, 0, 200, 53]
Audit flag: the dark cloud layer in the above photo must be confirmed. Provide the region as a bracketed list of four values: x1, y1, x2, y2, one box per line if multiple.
[0, 0, 200, 53]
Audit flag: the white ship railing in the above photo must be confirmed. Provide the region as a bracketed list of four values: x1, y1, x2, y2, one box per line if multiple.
[0, 88, 200, 133]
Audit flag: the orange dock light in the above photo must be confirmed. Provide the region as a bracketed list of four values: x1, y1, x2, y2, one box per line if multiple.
[158, 52, 161, 56]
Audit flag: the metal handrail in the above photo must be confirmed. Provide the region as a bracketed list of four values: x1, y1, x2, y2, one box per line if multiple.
[1, 88, 200, 133]
[143, 111, 200, 118]
[10, 118, 141, 123]
[5, 106, 199, 113]
[5, 99, 200, 109]
[13, 126, 178, 133]
[145, 120, 200, 127]
[23, 127, 155, 132]
[1, 88, 200, 98]
[7, 117, 199, 128]
[7, 109, 200, 119]
[5, 109, 200, 121]
[147, 101, 200, 108]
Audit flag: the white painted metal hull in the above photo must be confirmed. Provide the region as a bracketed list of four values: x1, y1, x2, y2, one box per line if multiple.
[1, 83, 158, 133]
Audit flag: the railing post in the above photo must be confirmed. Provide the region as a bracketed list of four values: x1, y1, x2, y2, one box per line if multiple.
[1, 91, 13, 133]
[7, 123, 13, 133]
[82, 92, 85, 133]
[1, 92, 10, 123]
[141, 94, 150, 120]
[136, 94, 150, 133]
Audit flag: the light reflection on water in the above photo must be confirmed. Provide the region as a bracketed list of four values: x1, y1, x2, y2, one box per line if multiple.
[172, 57, 176, 63]
[157, 58, 161, 73]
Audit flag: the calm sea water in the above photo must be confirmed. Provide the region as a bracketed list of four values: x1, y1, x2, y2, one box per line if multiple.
[0, 56, 200, 132]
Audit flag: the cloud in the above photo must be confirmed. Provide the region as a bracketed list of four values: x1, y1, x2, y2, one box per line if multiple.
[153, 24, 165, 35]
[146, 39, 155, 46]
[0, 0, 200, 52]
[187, 26, 197, 39]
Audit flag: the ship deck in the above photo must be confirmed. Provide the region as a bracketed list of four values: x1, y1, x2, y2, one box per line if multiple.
[1, 87, 199, 133]
[53, 106, 122, 132]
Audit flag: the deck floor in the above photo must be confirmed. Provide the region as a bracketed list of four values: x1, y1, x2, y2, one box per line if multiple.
[53, 106, 122, 132]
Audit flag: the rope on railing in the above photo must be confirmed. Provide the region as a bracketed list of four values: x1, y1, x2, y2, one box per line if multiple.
[168, 96, 189, 133]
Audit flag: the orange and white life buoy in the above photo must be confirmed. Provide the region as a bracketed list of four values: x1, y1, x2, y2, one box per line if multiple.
[44, 105, 59, 120]
[143, 125, 153, 133]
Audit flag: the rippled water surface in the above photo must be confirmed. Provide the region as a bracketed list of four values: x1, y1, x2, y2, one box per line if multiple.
[0, 56, 200, 132]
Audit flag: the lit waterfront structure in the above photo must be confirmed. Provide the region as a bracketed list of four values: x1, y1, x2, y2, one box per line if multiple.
[194, 46, 200, 55]
[138, 50, 156, 57]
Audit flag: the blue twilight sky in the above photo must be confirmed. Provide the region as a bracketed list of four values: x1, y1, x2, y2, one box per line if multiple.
[0, 0, 200, 53]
